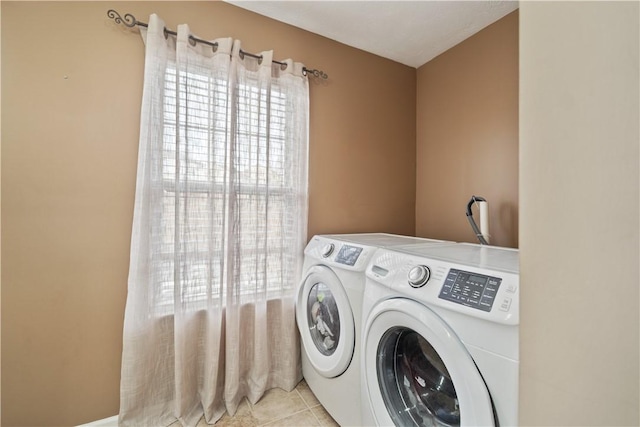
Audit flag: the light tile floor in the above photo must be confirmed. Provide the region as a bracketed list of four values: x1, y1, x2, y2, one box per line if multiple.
[193, 380, 340, 427]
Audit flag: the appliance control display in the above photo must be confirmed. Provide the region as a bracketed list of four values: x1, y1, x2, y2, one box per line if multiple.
[335, 245, 363, 266]
[439, 269, 502, 312]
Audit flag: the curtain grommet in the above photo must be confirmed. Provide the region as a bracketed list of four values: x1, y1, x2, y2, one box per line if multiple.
[188, 35, 197, 47]
[280, 63, 288, 71]
[163, 27, 169, 40]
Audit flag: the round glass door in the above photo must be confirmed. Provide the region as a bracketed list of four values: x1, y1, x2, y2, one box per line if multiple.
[362, 298, 494, 427]
[378, 327, 459, 426]
[296, 265, 355, 378]
[307, 282, 341, 356]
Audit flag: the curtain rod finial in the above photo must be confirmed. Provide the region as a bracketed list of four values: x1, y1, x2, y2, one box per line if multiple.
[303, 68, 328, 79]
[107, 9, 138, 28]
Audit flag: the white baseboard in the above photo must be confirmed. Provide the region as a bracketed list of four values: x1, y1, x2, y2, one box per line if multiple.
[77, 415, 119, 426]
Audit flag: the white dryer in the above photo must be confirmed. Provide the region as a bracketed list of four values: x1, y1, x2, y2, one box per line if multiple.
[297, 234, 450, 426]
[361, 243, 519, 426]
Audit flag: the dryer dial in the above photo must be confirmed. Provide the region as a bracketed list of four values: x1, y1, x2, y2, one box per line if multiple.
[321, 243, 335, 258]
[408, 265, 431, 288]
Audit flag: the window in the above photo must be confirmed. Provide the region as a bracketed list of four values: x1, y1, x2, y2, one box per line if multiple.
[150, 62, 300, 314]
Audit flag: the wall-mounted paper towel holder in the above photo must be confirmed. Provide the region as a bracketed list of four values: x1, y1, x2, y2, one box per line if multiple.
[466, 195, 490, 245]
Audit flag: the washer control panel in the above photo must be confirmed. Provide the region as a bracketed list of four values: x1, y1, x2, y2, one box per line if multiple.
[386, 248, 519, 325]
[439, 269, 502, 312]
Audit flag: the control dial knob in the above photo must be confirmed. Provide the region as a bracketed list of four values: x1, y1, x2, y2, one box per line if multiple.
[408, 265, 431, 288]
[321, 243, 335, 258]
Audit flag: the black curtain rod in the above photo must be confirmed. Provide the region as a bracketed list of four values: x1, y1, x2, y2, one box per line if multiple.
[107, 10, 328, 79]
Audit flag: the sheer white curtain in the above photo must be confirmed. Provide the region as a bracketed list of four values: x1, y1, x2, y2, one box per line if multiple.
[119, 14, 309, 427]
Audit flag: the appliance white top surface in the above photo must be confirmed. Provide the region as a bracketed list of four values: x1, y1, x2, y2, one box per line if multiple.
[323, 233, 452, 248]
[391, 243, 519, 274]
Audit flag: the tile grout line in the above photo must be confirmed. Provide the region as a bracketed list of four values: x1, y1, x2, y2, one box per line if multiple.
[253, 387, 317, 427]
[308, 406, 324, 427]
[257, 408, 315, 427]
[295, 386, 321, 410]
[295, 387, 326, 427]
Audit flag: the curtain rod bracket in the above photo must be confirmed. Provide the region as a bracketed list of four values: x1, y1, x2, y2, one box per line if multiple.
[107, 9, 328, 80]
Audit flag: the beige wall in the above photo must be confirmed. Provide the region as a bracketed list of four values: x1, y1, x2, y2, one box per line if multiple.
[1, 2, 416, 425]
[520, 2, 639, 425]
[416, 11, 519, 248]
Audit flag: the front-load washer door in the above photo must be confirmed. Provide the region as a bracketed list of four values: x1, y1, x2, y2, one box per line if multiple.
[363, 298, 494, 427]
[296, 265, 355, 378]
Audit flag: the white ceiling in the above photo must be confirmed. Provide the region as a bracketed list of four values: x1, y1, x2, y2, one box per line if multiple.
[226, 1, 519, 68]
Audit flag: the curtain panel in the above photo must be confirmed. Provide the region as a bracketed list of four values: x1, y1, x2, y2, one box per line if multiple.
[119, 14, 309, 427]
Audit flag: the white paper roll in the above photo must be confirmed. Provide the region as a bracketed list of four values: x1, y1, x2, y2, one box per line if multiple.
[479, 201, 490, 244]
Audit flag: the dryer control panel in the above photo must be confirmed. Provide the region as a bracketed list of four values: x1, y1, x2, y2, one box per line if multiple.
[304, 236, 374, 272]
[335, 245, 364, 266]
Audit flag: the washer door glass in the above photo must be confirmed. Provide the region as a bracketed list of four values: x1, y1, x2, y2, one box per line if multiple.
[362, 298, 494, 427]
[378, 327, 459, 426]
[307, 282, 341, 356]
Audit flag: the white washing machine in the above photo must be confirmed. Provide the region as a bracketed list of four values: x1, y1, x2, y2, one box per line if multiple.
[297, 234, 451, 426]
[361, 243, 519, 426]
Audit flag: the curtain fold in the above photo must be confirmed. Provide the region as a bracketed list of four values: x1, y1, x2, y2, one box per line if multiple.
[119, 14, 308, 427]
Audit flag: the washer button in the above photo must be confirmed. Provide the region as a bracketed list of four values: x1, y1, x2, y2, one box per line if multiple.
[499, 297, 512, 311]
